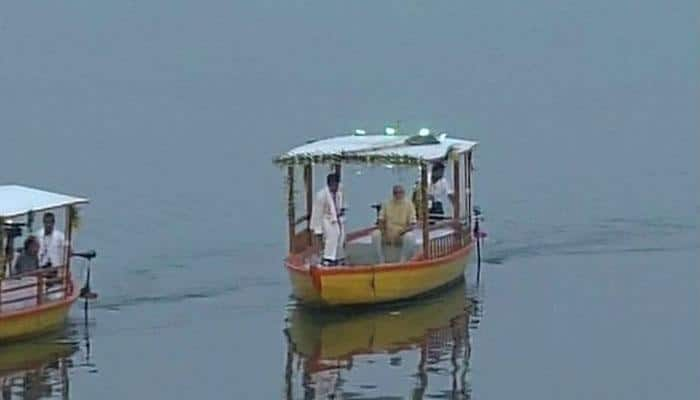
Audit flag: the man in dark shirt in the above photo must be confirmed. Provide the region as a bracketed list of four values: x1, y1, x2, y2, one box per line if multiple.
[14, 235, 40, 275]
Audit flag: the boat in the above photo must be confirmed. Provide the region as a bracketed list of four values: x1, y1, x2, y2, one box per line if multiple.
[274, 127, 480, 306]
[0, 185, 96, 343]
[283, 278, 478, 399]
[0, 336, 77, 398]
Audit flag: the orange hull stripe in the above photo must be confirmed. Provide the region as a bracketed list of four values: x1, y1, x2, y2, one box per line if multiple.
[0, 292, 79, 322]
[285, 242, 473, 276]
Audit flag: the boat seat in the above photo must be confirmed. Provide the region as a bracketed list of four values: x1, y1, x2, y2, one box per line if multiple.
[348, 227, 454, 246]
[345, 242, 404, 265]
[428, 214, 450, 221]
[373, 202, 448, 222]
[345, 226, 455, 264]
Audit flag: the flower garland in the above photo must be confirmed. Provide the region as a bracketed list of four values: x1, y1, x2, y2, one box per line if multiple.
[273, 133, 461, 166]
[0, 217, 5, 279]
[281, 170, 303, 218]
[69, 205, 81, 232]
[274, 153, 427, 166]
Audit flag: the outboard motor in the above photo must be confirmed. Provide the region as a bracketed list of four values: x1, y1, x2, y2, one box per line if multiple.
[473, 206, 487, 284]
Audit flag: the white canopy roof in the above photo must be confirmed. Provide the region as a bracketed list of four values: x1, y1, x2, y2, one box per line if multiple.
[0, 185, 88, 218]
[275, 134, 478, 165]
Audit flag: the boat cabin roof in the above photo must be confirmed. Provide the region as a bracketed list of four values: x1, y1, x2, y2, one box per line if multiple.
[0, 185, 89, 218]
[274, 134, 477, 166]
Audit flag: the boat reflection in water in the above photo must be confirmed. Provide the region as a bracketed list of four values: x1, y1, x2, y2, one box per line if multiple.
[283, 278, 481, 399]
[0, 335, 78, 400]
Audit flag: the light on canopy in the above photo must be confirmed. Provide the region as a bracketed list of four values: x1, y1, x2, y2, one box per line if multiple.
[354, 129, 366, 136]
[385, 127, 396, 135]
[418, 128, 431, 137]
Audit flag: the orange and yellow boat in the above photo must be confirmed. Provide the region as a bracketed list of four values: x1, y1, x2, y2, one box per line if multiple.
[1, 185, 95, 343]
[274, 127, 480, 306]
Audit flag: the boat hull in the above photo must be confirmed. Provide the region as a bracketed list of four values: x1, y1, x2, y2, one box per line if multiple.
[0, 292, 79, 343]
[287, 243, 473, 307]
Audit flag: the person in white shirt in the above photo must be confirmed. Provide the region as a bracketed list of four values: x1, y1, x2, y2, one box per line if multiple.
[427, 162, 455, 218]
[310, 173, 346, 266]
[35, 212, 67, 267]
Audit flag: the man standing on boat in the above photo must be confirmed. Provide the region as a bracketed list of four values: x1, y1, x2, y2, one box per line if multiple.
[310, 173, 346, 266]
[427, 162, 455, 218]
[35, 212, 67, 268]
[372, 185, 417, 263]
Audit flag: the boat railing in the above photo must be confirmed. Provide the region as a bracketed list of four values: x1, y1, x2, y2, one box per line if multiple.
[291, 229, 311, 254]
[289, 220, 471, 263]
[288, 213, 311, 253]
[0, 267, 72, 312]
[426, 222, 471, 260]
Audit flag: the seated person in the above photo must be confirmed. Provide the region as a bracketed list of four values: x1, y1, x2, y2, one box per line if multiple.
[13, 235, 40, 276]
[371, 185, 417, 263]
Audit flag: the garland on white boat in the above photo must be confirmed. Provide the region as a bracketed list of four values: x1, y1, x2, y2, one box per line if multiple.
[274, 130, 477, 166]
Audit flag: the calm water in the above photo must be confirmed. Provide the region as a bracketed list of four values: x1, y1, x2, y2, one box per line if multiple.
[1, 1, 698, 399]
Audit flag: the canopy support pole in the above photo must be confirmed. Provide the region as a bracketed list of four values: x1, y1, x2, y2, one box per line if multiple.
[333, 163, 341, 179]
[303, 164, 313, 246]
[64, 206, 73, 295]
[420, 163, 430, 259]
[65, 206, 73, 270]
[453, 156, 461, 221]
[0, 219, 6, 279]
[465, 152, 472, 228]
[287, 166, 295, 253]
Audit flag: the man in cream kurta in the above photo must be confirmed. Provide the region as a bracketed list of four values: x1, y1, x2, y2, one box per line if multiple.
[310, 173, 346, 266]
[371, 185, 417, 263]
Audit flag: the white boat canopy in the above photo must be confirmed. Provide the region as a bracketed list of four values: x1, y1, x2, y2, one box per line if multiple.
[274, 134, 478, 166]
[0, 185, 89, 219]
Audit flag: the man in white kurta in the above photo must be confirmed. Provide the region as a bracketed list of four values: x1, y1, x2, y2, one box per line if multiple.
[428, 162, 454, 218]
[34, 212, 67, 267]
[310, 173, 346, 266]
